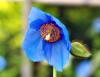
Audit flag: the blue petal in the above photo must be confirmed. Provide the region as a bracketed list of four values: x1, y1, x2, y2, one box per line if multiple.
[22, 29, 40, 51]
[43, 41, 52, 63]
[22, 29, 45, 61]
[30, 19, 44, 30]
[64, 39, 71, 51]
[26, 38, 45, 62]
[43, 40, 70, 71]
[28, 7, 49, 25]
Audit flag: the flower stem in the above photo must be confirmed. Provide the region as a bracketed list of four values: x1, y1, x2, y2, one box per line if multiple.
[53, 68, 57, 77]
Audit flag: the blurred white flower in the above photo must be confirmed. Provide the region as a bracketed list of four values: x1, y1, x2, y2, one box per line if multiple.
[92, 17, 100, 33]
[75, 60, 92, 77]
[0, 56, 7, 71]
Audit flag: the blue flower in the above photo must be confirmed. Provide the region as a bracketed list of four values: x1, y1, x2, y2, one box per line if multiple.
[0, 56, 7, 71]
[22, 7, 71, 71]
[75, 60, 92, 77]
[92, 17, 100, 33]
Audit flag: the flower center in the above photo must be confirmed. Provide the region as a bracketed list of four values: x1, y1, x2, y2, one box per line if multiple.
[40, 23, 61, 42]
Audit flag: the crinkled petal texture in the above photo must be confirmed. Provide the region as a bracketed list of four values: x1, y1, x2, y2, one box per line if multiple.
[28, 7, 49, 30]
[22, 29, 45, 61]
[43, 39, 71, 71]
[22, 7, 71, 71]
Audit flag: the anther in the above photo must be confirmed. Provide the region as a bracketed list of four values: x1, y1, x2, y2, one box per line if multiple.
[40, 23, 60, 42]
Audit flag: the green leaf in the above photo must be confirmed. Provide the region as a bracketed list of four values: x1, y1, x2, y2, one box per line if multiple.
[71, 42, 92, 58]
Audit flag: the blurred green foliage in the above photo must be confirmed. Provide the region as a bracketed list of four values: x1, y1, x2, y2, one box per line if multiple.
[0, 2, 22, 77]
[0, 2, 100, 77]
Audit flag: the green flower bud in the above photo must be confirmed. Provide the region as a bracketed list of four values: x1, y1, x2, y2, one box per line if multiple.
[71, 42, 92, 58]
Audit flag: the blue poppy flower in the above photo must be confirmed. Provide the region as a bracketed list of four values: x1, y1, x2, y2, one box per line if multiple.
[0, 56, 7, 71]
[75, 60, 92, 77]
[92, 17, 100, 33]
[22, 7, 71, 71]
